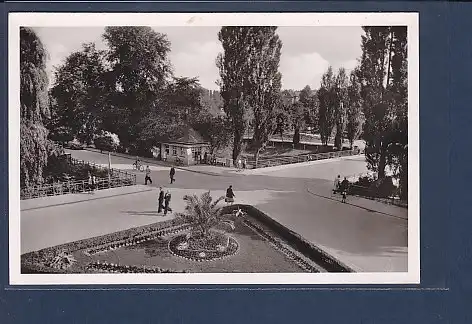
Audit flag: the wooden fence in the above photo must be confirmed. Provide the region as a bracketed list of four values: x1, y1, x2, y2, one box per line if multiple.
[20, 157, 136, 200]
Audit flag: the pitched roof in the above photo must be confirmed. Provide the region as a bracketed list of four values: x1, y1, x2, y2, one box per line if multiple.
[165, 127, 209, 145]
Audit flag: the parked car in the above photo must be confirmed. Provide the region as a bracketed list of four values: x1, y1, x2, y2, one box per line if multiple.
[66, 142, 85, 150]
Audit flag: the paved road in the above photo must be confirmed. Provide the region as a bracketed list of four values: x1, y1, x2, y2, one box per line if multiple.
[22, 149, 408, 272]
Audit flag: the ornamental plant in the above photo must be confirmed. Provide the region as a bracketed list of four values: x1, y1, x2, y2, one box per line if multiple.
[175, 191, 225, 238]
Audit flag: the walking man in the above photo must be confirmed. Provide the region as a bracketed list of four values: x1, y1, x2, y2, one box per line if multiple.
[170, 167, 175, 184]
[145, 165, 152, 185]
[158, 187, 165, 213]
[226, 185, 235, 205]
[164, 191, 172, 215]
[340, 177, 350, 203]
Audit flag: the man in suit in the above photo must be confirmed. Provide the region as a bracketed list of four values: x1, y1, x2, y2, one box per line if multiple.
[158, 187, 165, 213]
[170, 167, 176, 184]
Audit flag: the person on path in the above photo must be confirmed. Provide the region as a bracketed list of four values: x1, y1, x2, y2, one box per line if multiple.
[340, 177, 350, 203]
[164, 191, 172, 215]
[333, 175, 341, 193]
[87, 172, 93, 193]
[237, 158, 242, 171]
[243, 158, 247, 170]
[91, 174, 97, 193]
[226, 185, 235, 205]
[145, 166, 152, 185]
[158, 187, 165, 213]
[169, 167, 175, 184]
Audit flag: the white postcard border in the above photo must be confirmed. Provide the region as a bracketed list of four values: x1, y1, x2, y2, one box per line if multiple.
[9, 12, 420, 285]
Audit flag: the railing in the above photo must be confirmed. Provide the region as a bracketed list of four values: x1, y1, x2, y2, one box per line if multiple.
[347, 184, 407, 208]
[20, 157, 137, 200]
[247, 149, 361, 169]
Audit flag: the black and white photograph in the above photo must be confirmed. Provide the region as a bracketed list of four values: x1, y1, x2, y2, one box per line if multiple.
[9, 13, 419, 284]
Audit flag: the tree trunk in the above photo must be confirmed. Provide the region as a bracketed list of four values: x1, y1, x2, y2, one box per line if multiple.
[293, 128, 300, 146]
[378, 150, 387, 179]
[254, 148, 261, 169]
[232, 129, 243, 167]
[334, 128, 342, 151]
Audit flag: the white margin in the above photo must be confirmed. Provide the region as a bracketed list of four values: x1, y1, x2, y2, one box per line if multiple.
[9, 12, 420, 285]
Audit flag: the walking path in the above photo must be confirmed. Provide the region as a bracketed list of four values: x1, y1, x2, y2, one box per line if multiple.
[21, 149, 409, 272]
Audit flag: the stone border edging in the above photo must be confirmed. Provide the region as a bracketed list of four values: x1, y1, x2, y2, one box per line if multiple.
[224, 204, 354, 273]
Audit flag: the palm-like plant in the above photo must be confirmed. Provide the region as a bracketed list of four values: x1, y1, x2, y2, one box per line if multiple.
[175, 191, 225, 238]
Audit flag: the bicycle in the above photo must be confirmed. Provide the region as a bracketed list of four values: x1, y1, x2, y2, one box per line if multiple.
[133, 161, 144, 172]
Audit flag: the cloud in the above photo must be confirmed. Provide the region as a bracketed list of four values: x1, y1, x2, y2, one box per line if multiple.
[280, 52, 330, 90]
[171, 40, 222, 90]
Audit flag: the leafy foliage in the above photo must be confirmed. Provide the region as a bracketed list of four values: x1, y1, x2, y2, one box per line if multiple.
[193, 113, 233, 155]
[345, 68, 364, 148]
[317, 66, 337, 146]
[217, 27, 254, 164]
[49, 43, 107, 144]
[358, 26, 408, 189]
[333, 68, 349, 150]
[102, 27, 172, 150]
[175, 191, 226, 238]
[244, 27, 283, 166]
[20, 27, 57, 188]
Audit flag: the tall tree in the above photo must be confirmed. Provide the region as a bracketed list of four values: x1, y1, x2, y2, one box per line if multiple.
[103, 26, 172, 151]
[317, 66, 337, 146]
[387, 26, 408, 198]
[358, 26, 408, 182]
[345, 68, 363, 149]
[358, 26, 393, 178]
[290, 101, 305, 145]
[334, 68, 349, 150]
[49, 43, 108, 144]
[141, 77, 204, 146]
[244, 27, 283, 167]
[20, 27, 55, 188]
[217, 27, 253, 165]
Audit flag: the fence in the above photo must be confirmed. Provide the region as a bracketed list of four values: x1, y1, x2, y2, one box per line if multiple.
[20, 157, 137, 200]
[246, 149, 361, 169]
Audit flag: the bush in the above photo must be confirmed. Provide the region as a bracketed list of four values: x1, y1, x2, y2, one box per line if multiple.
[94, 135, 117, 152]
[369, 177, 396, 198]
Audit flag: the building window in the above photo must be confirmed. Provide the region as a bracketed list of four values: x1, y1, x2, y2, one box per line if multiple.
[165, 145, 169, 155]
[172, 146, 177, 156]
[180, 147, 185, 156]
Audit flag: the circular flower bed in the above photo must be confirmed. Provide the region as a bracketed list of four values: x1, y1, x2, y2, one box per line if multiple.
[168, 231, 239, 262]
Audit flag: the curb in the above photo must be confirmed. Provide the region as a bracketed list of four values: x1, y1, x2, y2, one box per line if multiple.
[223, 204, 354, 273]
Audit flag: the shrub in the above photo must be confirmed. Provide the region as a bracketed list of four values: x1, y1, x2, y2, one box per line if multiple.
[94, 135, 117, 152]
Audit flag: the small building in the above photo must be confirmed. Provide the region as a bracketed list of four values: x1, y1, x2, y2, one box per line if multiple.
[160, 127, 210, 166]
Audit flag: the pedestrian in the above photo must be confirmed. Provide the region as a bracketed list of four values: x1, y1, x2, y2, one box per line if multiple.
[170, 167, 175, 184]
[237, 158, 242, 170]
[340, 177, 350, 203]
[225, 185, 235, 205]
[91, 174, 97, 193]
[158, 187, 165, 213]
[333, 175, 341, 193]
[87, 171, 93, 193]
[145, 165, 152, 185]
[204, 152, 208, 164]
[243, 158, 247, 169]
[164, 190, 172, 215]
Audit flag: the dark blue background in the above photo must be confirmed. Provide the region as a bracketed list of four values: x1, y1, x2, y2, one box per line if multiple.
[1, 1, 468, 322]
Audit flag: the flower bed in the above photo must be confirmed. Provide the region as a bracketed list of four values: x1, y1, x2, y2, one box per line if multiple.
[21, 218, 187, 274]
[168, 231, 239, 262]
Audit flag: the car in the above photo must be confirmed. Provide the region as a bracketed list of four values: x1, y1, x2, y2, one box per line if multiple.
[66, 142, 85, 150]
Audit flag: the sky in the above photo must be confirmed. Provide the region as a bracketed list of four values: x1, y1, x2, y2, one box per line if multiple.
[34, 26, 363, 91]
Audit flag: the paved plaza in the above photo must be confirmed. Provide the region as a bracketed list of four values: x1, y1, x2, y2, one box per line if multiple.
[21, 149, 408, 272]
